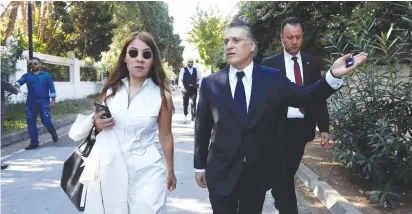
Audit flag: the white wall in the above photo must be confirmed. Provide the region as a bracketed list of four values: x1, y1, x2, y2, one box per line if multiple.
[5, 50, 103, 103]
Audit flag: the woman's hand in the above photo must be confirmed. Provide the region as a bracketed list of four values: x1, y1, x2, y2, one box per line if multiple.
[167, 172, 177, 192]
[94, 110, 115, 131]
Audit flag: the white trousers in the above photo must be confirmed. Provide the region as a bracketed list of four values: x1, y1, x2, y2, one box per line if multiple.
[84, 159, 167, 214]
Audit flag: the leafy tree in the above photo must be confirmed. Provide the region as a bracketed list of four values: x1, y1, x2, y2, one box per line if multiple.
[136, 1, 184, 74]
[1, 1, 116, 61]
[187, 6, 228, 72]
[236, 1, 411, 66]
[101, 2, 183, 74]
[0, 32, 25, 77]
[65, 2, 116, 60]
[236, 1, 358, 63]
[100, 2, 143, 72]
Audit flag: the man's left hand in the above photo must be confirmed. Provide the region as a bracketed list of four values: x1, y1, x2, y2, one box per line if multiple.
[50, 100, 55, 108]
[320, 132, 329, 147]
[331, 52, 368, 77]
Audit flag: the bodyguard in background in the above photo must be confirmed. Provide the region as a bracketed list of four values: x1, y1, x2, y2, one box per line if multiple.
[262, 17, 330, 213]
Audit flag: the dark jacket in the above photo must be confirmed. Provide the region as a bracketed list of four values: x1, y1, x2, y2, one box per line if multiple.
[262, 51, 329, 142]
[194, 63, 336, 196]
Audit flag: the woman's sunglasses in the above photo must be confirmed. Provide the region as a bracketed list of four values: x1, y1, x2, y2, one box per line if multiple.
[128, 49, 152, 59]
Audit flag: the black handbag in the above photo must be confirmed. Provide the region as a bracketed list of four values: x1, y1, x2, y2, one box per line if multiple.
[60, 127, 96, 211]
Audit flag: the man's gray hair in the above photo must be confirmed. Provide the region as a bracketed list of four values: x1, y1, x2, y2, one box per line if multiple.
[226, 21, 258, 57]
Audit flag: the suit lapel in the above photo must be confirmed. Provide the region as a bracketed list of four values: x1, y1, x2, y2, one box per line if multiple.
[219, 67, 245, 127]
[279, 52, 287, 76]
[301, 53, 311, 87]
[277, 51, 289, 119]
[245, 65, 267, 128]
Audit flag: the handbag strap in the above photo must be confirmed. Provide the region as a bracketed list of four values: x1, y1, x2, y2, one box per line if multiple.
[79, 126, 96, 157]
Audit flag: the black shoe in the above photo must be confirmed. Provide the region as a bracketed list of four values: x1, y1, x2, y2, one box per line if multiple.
[52, 135, 59, 143]
[191, 116, 195, 121]
[25, 144, 39, 150]
[1, 165, 8, 170]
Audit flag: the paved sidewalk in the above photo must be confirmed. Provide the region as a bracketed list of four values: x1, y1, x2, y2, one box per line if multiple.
[1, 88, 329, 214]
[168, 89, 329, 214]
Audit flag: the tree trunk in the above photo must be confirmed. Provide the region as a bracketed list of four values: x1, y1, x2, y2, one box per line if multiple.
[3, 2, 19, 44]
[33, 2, 41, 39]
[20, 1, 28, 36]
[0, 2, 12, 19]
[37, 2, 43, 39]
[39, 1, 51, 43]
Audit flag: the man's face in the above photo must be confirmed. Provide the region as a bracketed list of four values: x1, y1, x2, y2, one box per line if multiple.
[30, 59, 41, 71]
[280, 23, 303, 56]
[187, 60, 193, 68]
[224, 27, 255, 69]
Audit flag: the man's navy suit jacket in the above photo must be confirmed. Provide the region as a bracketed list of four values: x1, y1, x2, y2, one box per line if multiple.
[194, 63, 336, 196]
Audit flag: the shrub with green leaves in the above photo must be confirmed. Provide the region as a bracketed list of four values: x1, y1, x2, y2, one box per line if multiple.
[325, 19, 411, 209]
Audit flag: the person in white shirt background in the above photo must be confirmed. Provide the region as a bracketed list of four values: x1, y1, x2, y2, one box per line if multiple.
[178, 58, 203, 123]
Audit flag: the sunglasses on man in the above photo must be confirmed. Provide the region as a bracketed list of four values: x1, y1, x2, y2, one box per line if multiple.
[29, 60, 40, 65]
[128, 49, 152, 59]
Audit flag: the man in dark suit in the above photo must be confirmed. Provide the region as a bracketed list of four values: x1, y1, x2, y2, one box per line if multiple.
[194, 19, 367, 214]
[262, 17, 330, 213]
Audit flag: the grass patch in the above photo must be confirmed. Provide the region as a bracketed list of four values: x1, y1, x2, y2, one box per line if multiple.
[3, 94, 100, 135]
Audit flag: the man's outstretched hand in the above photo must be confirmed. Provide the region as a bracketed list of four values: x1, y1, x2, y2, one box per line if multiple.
[330, 52, 368, 78]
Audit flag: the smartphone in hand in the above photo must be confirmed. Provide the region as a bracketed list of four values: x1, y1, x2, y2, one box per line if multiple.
[94, 102, 112, 119]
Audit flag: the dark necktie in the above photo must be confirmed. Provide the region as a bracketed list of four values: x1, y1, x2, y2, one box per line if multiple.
[234, 71, 247, 121]
[292, 56, 305, 114]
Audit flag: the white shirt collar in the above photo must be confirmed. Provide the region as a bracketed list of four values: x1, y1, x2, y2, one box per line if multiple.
[284, 50, 302, 61]
[121, 77, 151, 90]
[229, 61, 254, 82]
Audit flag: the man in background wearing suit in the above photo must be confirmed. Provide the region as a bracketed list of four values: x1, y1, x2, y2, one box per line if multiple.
[178, 58, 203, 123]
[194, 18, 368, 214]
[262, 17, 330, 213]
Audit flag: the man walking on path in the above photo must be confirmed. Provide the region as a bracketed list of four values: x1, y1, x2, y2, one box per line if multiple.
[262, 17, 330, 214]
[178, 58, 202, 123]
[1, 72, 20, 169]
[13, 57, 58, 150]
[194, 19, 368, 214]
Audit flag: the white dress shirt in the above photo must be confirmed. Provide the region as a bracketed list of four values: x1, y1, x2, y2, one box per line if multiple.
[194, 61, 343, 172]
[283, 50, 343, 118]
[284, 50, 305, 118]
[228, 62, 254, 112]
[178, 66, 203, 89]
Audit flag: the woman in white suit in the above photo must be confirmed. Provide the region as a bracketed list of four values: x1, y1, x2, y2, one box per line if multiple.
[78, 31, 177, 214]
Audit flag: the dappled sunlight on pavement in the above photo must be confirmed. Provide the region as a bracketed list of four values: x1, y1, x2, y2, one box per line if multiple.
[0, 88, 329, 213]
[167, 197, 213, 213]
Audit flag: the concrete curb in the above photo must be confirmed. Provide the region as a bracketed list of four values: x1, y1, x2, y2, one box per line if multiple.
[1, 115, 78, 147]
[296, 163, 363, 214]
